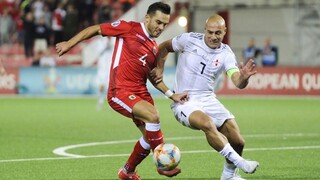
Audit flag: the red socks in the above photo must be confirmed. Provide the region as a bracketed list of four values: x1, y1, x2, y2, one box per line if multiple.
[124, 140, 150, 173]
[124, 123, 164, 173]
[145, 129, 164, 150]
[145, 123, 164, 150]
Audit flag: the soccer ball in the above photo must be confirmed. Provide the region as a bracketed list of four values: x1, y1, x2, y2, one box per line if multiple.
[152, 143, 181, 171]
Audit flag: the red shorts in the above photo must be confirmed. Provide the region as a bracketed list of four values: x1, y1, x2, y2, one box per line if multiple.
[107, 89, 154, 126]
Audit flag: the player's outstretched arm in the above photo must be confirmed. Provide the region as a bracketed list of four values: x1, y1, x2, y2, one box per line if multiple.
[148, 75, 188, 104]
[56, 25, 101, 56]
[231, 59, 257, 89]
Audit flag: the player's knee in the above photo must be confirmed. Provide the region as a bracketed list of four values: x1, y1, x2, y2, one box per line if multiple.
[199, 118, 216, 133]
[147, 111, 160, 123]
[238, 137, 245, 147]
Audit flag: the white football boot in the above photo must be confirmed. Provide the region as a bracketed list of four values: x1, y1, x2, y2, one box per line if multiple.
[237, 159, 259, 174]
[220, 169, 246, 180]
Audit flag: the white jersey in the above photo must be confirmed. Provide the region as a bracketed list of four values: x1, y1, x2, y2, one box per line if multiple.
[172, 32, 238, 96]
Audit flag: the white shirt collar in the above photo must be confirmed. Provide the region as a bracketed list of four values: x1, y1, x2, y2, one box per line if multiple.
[140, 22, 154, 41]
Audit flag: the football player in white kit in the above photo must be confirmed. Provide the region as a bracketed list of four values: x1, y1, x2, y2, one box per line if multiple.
[96, 37, 113, 110]
[151, 14, 259, 180]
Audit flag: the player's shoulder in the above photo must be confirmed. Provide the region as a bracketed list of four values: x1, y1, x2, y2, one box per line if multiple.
[189, 32, 204, 40]
[127, 21, 140, 26]
[175, 32, 203, 44]
[220, 43, 234, 54]
[110, 20, 138, 27]
[109, 20, 122, 27]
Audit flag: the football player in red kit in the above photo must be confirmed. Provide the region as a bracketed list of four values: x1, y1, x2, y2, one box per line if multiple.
[55, 2, 188, 180]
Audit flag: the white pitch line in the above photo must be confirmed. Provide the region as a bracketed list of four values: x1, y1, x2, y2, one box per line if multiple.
[1, 145, 320, 163]
[52, 136, 205, 158]
[52, 133, 320, 158]
[52, 139, 138, 158]
[1, 133, 320, 163]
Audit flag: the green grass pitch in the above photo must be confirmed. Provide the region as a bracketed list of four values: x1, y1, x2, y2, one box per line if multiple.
[0, 96, 319, 179]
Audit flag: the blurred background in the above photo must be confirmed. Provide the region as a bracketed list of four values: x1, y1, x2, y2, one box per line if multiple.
[0, 0, 319, 96]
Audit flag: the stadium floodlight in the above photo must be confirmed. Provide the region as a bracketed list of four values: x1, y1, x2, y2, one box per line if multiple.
[178, 16, 187, 27]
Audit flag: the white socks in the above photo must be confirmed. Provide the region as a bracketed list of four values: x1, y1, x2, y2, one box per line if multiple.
[139, 137, 151, 150]
[220, 143, 259, 175]
[145, 123, 160, 132]
[222, 161, 237, 177]
[219, 143, 244, 166]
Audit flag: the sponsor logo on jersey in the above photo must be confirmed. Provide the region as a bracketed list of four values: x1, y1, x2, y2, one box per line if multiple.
[136, 34, 146, 41]
[111, 20, 121, 27]
[128, 95, 136, 100]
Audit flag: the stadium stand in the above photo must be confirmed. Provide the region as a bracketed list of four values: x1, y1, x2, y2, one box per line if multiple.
[0, 0, 138, 68]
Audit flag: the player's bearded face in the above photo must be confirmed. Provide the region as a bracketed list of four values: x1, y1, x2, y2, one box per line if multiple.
[146, 11, 170, 38]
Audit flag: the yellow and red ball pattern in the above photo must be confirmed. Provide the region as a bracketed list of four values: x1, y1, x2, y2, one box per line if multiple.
[152, 143, 181, 171]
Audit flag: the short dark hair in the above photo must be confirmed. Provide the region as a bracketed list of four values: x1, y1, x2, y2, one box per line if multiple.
[147, 2, 171, 16]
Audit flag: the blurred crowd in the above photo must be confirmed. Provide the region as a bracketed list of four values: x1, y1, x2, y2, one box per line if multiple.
[243, 37, 278, 67]
[0, 0, 138, 65]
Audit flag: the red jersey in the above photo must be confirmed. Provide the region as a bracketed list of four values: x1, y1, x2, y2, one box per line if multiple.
[100, 20, 158, 94]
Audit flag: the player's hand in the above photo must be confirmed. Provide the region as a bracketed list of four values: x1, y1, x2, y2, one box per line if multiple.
[55, 41, 70, 56]
[150, 67, 163, 84]
[171, 92, 189, 104]
[239, 59, 257, 80]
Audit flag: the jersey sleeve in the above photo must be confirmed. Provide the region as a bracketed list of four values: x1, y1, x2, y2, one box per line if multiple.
[224, 50, 239, 72]
[100, 20, 131, 37]
[172, 33, 190, 52]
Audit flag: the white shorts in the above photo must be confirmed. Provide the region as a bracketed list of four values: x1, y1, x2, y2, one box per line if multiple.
[171, 93, 235, 129]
